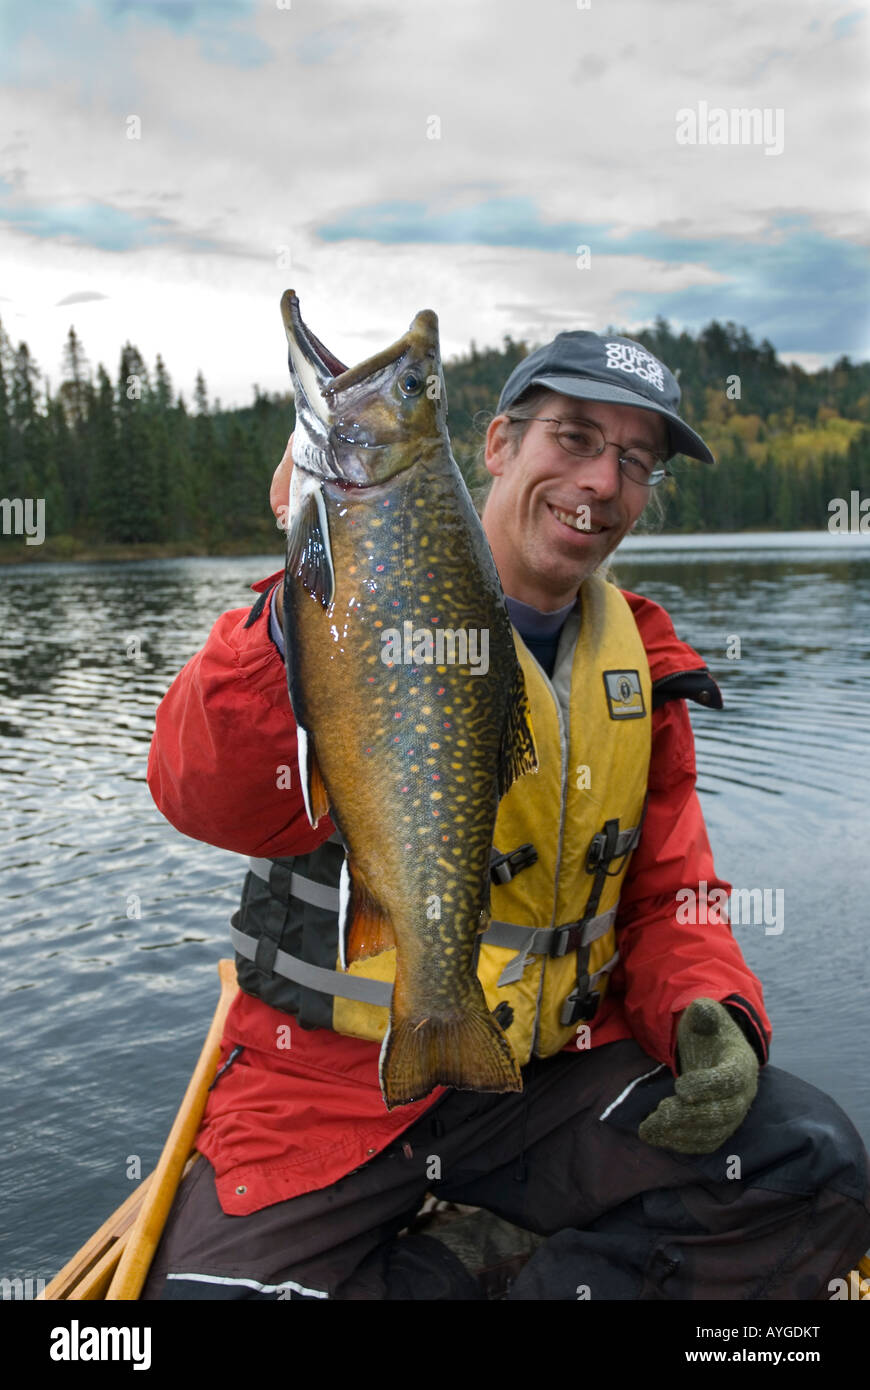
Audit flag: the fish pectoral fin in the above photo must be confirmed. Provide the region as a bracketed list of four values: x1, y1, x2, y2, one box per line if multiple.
[309, 745, 331, 823]
[286, 486, 335, 608]
[296, 726, 331, 828]
[497, 663, 538, 798]
[345, 862, 395, 963]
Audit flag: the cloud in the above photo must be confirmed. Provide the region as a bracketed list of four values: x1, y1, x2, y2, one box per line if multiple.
[833, 9, 865, 39]
[3, 0, 271, 72]
[56, 291, 109, 305]
[2, 0, 867, 407]
[0, 186, 255, 257]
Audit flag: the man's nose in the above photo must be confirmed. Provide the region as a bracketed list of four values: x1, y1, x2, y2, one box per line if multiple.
[572, 443, 623, 497]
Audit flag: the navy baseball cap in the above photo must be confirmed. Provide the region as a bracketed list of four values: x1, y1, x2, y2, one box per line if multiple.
[497, 331, 715, 464]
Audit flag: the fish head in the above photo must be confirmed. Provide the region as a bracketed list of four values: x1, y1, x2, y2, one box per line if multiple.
[281, 290, 447, 488]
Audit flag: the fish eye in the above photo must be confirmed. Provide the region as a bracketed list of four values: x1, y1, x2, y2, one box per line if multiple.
[398, 369, 424, 397]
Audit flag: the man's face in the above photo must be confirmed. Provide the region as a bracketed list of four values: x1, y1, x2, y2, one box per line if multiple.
[481, 390, 668, 609]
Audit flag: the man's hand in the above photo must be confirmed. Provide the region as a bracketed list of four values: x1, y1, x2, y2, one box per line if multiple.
[270, 433, 294, 627]
[637, 998, 759, 1155]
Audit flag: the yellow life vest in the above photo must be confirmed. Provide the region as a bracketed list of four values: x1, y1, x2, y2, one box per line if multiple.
[232, 573, 652, 1064]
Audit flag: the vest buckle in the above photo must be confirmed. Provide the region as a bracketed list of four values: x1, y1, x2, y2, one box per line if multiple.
[490, 843, 538, 885]
[560, 985, 600, 1026]
[549, 920, 585, 957]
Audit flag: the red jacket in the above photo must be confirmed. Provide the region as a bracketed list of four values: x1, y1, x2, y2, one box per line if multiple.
[147, 570, 771, 1216]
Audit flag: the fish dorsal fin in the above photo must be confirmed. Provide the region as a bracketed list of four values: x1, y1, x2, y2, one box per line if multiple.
[497, 662, 538, 799]
[286, 485, 335, 608]
[343, 858, 395, 964]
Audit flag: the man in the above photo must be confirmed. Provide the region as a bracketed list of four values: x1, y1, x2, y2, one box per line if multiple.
[142, 330, 870, 1300]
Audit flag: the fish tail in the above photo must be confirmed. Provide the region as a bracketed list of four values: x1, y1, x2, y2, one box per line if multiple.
[379, 1004, 522, 1110]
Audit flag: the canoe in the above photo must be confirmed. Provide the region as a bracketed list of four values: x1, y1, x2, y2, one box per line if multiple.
[40, 958, 870, 1300]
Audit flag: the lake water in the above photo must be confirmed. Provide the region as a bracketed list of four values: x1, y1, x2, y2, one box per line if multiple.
[2, 531, 869, 1283]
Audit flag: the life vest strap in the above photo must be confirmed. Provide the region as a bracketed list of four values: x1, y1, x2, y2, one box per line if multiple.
[247, 832, 542, 908]
[232, 899, 617, 1001]
[240, 816, 636, 1007]
[230, 921, 393, 1006]
[490, 908, 617, 987]
[248, 857, 341, 911]
[558, 816, 643, 1026]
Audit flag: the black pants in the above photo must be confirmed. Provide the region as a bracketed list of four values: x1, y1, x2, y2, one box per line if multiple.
[141, 1041, 870, 1300]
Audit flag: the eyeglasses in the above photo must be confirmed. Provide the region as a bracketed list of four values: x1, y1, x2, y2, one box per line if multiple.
[508, 415, 672, 487]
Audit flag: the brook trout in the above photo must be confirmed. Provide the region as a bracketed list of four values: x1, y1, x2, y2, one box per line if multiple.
[279, 290, 537, 1108]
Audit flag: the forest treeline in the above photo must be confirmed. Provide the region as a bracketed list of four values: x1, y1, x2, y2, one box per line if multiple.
[0, 314, 867, 560]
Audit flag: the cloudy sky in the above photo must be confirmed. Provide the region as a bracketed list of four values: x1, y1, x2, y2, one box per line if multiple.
[2, 0, 868, 409]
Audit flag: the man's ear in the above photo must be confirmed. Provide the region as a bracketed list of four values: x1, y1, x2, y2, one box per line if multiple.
[484, 413, 513, 479]
[270, 432, 295, 519]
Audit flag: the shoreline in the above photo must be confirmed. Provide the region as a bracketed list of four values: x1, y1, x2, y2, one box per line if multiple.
[0, 528, 844, 567]
[0, 538, 286, 566]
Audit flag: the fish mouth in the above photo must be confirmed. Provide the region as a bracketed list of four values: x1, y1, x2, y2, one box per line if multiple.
[281, 289, 347, 426]
[281, 290, 440, 486]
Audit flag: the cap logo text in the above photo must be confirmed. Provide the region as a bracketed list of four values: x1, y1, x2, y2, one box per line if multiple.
[604, 342, 665, 392]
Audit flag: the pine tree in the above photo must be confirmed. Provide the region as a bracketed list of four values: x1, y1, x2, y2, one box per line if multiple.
[112, 343, 161, 542]
[87, 365, 119, 540]
[8, 342, 41, 498]
[190, 369, 219, 543]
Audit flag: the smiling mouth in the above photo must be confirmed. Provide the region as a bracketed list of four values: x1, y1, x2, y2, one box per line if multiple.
[549, 504, 605, 534]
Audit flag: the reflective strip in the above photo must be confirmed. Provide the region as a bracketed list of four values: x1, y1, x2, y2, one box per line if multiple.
[166, 1272, 329, 1299]
[230, 923, 392, 1007]
[599, 1063, 666, 1122]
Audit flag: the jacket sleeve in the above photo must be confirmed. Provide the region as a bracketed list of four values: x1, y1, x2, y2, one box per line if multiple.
[146, 580, 335, 858]
[614, 695, 771, 1074]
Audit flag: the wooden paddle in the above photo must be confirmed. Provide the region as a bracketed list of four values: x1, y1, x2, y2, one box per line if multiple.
[102, 958, 238, 1300]
[37, 960, 235, 1301]
[41, 959, 237, 1302]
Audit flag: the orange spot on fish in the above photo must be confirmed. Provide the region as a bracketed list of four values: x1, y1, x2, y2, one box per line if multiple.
[432, 773, 441, 781]
[394, 711, 402, 719]
[376, 564, 385, 572]
[437, 687, 445, 695]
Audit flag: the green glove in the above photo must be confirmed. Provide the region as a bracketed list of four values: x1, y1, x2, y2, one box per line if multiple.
[637, 998, 759, 1155]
